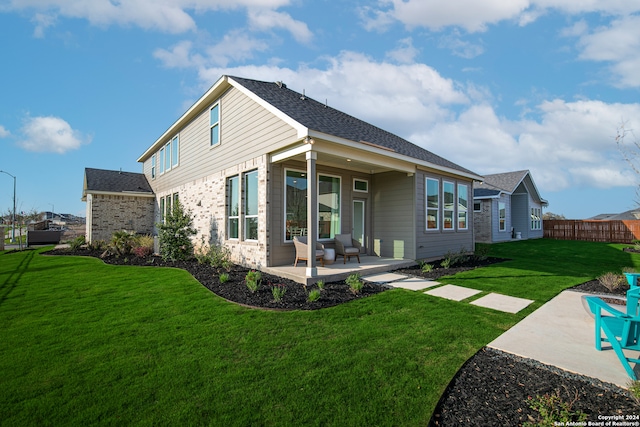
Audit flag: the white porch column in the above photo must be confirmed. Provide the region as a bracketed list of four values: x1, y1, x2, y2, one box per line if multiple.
[306, 150, 318, 277]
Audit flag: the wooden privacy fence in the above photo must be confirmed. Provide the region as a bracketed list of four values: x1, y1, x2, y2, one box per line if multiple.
[544, 220, 640, 243]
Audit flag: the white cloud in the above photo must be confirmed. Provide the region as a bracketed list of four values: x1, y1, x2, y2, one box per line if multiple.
[247, 9, 312, 44]
[5, 0, 294, 35]
[18, 116, 90, 153]
[438, 32, 484, 58]
[385, 37, 419, 64]
[574, 15, 640, 88]
[0, 125, 10, 138]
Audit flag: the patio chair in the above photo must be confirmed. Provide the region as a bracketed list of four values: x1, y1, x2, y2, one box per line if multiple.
[585, 288, 640, 380]
[334, 234, 361, 264]
[293, 236, 325, 267]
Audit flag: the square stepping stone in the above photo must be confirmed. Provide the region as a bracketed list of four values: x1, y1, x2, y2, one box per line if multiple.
[392, 278, 441, 291]
[362, 272, 408, 283]
[471, 293, 534, 314]
[425, 285, 481, 301]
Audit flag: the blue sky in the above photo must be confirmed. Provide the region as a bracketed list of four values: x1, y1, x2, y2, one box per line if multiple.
[1, 1, 640, 219]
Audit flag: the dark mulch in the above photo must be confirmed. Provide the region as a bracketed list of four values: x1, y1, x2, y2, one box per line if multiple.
[44, 247, 386, 310]
[45, 247, 640, 424]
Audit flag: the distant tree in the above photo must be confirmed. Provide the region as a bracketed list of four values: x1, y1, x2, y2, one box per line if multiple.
[543, 212, 566, 220]
[616, 121, 640, 204]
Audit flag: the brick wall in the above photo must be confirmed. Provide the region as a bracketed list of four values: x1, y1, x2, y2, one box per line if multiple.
[156, 155, 268, 270]
[87, 194, 155, 242]
[473, 199, 492, 243]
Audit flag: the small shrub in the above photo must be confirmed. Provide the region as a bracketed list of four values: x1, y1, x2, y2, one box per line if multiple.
[316, 280, 325, 290]
[440, 258, 451, 269]
[271, 283, 287, 302]
[523, 390, 586, 427]
[194, 242, 233, 270]
[421, 263, 434, 273]
[219, 272, 230, 283]
[110, 230, 138, 257]
[346, 273, 363, 295]
[307, 288, 321, 302]
[597, 272, 624, 292]
[132, 245, 153, 258]
[69, 235, 86, 251]
[87, 239, 106, 251]
[473, 244, 490, 261]
[157, 199, 197, 262]
[245, 270, 262, 293]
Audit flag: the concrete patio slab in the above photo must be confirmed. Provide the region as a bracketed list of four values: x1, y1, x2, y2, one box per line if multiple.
[362, 272, 409, 284]
[425, 284, 481, 301]
[489, 290, 640, 389]
[471, 293, 534, 314]
[391, 278, 441, 291]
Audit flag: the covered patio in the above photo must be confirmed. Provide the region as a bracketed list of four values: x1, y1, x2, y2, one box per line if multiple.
[263, 255, 416, 286]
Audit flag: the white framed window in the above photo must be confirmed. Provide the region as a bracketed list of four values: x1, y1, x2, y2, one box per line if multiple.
[499, 202, 506, 231]
[151, 154, 156, 179]
[244, 170, 259, 240]
[210, 103, 220, 147]
[426, 178, 439, 230]
[171, 135, 179, 168]
[318, 174, 341, 239]
[227, 175, 239, 239]
[531, 207, 542, 230]
[164, 141, 171, 171]
[159, 147, 165, 175]
[443, 181, 455, 230]
[458, 184, 468, 230]
[160, 197, 165, 221]
[353, 179, 368, 193]
[285, 169, 308, 241]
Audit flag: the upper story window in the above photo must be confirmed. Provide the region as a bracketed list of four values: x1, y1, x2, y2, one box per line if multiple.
[426, 178, 439, 230]
[151, 154, 156, 179]
[159, 147, 165, 175]
[210, 103, 220, 147]
[171, 136, 179, 168]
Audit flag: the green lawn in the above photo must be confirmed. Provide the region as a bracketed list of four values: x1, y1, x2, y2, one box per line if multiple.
[1, 240, 638, 426]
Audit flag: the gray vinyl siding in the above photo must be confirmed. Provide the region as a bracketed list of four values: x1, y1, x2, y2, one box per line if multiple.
[511, 193, 529, 238]
[415, 172, 474, 259]
[372, 171, 415, 259]
[143, 86, 297, 194]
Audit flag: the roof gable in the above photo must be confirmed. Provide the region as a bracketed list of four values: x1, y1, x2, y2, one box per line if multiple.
[474, 170, 547, 205]
[83, 168, 153, 198]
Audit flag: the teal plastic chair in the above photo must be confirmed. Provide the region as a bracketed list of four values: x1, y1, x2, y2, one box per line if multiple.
[585, 287, 640, 380]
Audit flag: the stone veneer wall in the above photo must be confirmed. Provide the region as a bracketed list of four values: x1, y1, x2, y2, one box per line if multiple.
[156, 155, 268, 270]
[88, 193, 156, 242]
[473, 199, 492, 243]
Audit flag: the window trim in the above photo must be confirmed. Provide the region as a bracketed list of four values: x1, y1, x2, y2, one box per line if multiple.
[171, 135, 179, 168]
[210, 102, 220, 147]
[243, 170, 259, 241]
[457, 183, 468, 230]
[353, 178, 369, 193]
[426, 177, 439, 230]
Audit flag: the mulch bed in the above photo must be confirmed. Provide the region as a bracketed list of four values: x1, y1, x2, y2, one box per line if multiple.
[44, 247, 640, 424]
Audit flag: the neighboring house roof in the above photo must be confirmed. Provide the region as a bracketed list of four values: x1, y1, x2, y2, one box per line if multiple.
[589, 209, 640, 220]
[474, 170, 548, 206]
[138, 75, 481, 180]
[82, 167, 154, 200]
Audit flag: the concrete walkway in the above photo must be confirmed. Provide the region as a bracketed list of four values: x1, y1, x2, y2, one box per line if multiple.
[362, 272, 637, 388]
[489, 290, 639, 389]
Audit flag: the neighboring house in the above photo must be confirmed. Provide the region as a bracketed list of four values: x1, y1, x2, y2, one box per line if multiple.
[84, 75, 482, 277]
[473, 170, 548, 243]
[589, 210, 640, 220]
[82, 168, 155, 242]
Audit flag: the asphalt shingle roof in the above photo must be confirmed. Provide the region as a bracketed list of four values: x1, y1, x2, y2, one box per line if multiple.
[229, 76, 478, 176]
[84, 168, 153, 194]
[475, 170, 529, 193]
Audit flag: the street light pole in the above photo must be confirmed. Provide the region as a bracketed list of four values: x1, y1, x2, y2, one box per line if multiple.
[0, 170, 16, 243]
